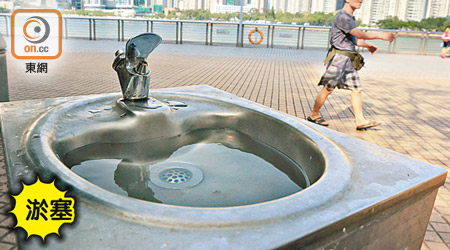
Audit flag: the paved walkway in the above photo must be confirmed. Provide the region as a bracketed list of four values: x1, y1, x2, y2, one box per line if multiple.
[1, 39, 450, 249]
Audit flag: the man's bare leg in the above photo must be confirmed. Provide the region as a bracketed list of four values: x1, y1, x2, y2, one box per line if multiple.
[308, 86, 333, 125]
[351, 89, 379, 129]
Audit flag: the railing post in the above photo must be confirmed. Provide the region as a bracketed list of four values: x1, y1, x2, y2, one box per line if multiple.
[151, 21, 153, 32]
[176, 21, 179, 44]
[267, 25, 271, 48]
[146, 20, 149, 32]
[271, 25, 275, 48]
[423, 32, 429, 55]
[388, 36, 392, 53]
[236, 24, 240, 47]
[418, 33, 424, 54]
[117, 20, 120, 41]
[205, 23, 209, 45]
[296, 26, 301, 49]
[89, 18, 92, 40]
[240, 24, 244, 47]
[93, 19, 96, 40]
[121, 20, 124, 41]
[0, 34, 9, 102]
[4, 16, 9, 37]
[210, 23, 213, 45]
[180, 22, 183, 44]
[89, 19, 92, 40]
[391, 32, 398, 53]
[64, 18, 68, 39]
[301, 26, 306, 49]
[327, 28, 331, 50]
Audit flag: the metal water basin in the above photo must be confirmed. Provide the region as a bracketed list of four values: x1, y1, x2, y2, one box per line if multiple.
[0, 85, 445, 249]
[24, 87, 350, 212]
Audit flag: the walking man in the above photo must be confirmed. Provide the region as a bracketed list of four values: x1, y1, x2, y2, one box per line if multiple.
[307, 0, 394, 130]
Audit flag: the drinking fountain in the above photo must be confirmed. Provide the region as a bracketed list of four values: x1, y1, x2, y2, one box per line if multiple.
[0, 33, 446, 249]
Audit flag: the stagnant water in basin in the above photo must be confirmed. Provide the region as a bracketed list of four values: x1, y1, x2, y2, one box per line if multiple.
[63, 129, 309, 207]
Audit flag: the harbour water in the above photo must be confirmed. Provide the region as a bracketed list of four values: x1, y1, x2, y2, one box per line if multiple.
[0, 15, 443, 54]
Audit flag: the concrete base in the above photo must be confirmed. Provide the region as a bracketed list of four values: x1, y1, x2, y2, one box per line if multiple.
[283, 189, 437, 249]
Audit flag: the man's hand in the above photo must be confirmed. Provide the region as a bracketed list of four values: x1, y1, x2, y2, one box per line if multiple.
[367, 44, 378, 54]
[356, 40, 378, 54]
[382, 33, 395, 42]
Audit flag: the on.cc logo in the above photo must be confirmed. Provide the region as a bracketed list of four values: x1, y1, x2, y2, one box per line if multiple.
[11, 9, 62, 60]
[23, 16, 50, 44]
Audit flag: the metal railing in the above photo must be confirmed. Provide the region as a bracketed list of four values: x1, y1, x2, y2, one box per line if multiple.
[0, 14, 444, 55]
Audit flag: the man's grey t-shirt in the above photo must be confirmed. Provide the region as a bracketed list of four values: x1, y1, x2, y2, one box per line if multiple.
[330, 9, 357, 52]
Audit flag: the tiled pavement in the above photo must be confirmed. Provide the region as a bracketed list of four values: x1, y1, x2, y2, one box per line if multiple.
[1, 39, 450, 249]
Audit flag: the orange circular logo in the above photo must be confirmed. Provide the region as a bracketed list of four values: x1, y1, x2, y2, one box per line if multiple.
[23, 16, 50, 44]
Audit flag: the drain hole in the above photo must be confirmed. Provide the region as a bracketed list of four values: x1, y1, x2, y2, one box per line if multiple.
[159, 168, 192, 184]
[149, 162, 204, 190]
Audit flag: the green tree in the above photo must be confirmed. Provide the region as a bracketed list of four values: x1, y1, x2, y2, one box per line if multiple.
[377, 16, 450, 31]
[266, 7, 276, 20]
[377, 16, 404, 29]
[0, 7, 10, 13]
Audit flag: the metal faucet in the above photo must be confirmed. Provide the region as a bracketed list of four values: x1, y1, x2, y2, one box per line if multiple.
[112, 33, 162, 100]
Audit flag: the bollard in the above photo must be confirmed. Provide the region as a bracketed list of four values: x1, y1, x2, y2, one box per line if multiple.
[0, 33, 9, 102]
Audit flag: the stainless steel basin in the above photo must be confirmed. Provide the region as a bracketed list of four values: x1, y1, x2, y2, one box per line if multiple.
[22, 87, 350, 225]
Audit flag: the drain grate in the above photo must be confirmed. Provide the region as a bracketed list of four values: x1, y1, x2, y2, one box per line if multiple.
[160, 168, 192, 183]
[148, 162, 204, 190]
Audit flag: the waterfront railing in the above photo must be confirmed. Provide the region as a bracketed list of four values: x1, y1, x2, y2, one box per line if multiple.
[0, 14, 444, 55]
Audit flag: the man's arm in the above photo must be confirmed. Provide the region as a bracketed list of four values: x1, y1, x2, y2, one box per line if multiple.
[350, 28, 395, 42]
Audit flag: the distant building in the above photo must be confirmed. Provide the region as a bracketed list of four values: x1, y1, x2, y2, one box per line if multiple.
[115, 0, 134, 8]
[23, 0, 42, 7]
[354, 0, 450, 26]
[354, 0, 384, 26]
[0, 0, 13, 11]
[425, 0, 450, 18]
[213, 2, 252, 13]
[310, 0, 340, 13]
[250, 0, 269, 10]
[72, 0, 83, 9]
[84, 0, 106, 9]
[403, 0, 429, 21]
[271, 0, 288, 12]
[269, 0, 344, 14]
[10, 0, 72, 9]
[46, 0, 73, 9]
